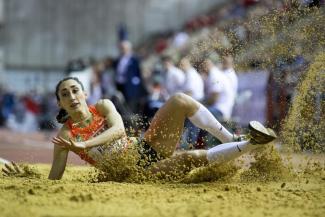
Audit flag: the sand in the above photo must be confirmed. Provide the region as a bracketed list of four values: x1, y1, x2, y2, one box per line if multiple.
[1, 149, 324, 217]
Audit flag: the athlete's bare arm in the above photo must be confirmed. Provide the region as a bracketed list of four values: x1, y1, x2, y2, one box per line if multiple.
[83, 99, 126, 148]
[51, 99, 126, 156]
[48, 126, 69, 180]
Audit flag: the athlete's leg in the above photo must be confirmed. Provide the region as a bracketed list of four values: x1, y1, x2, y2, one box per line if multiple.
[203, 121, 278, 165]
[143, 93, 236, 157]
[143, 93, 197, 157]
[147, 150, 208, 176]
[147, 140, 259, 176]
[144, 95, 278, 175]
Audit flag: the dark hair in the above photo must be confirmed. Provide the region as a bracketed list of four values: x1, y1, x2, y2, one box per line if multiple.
[55, 77, 85, 124]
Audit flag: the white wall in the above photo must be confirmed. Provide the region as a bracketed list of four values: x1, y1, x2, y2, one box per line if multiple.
[1, 0, 227, 93]
[1, 69, 64, 94]
[3, 0, 226, 69]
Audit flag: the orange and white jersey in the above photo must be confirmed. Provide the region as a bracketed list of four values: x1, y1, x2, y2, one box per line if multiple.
[66, 105, 128, 165]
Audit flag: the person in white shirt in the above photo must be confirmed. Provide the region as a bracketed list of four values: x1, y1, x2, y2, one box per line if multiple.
[221, 55, 238, 95]
[161, 56, 185, 98]
[179, 57, 204, 101]
[172, 31, 189, 49]
[194, 57, 237, 149]
[201, 58, 235, 120]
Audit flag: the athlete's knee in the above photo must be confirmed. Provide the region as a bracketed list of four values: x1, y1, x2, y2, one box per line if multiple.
[170, 92, 187, 103]
[170, 93, 194, 109]
[189, 150, 207, 160]
[181, 150, 208, 166]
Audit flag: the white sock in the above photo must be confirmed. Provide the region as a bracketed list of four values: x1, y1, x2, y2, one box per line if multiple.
[207, 141, 256, 164]
[188, 104, 234, 143]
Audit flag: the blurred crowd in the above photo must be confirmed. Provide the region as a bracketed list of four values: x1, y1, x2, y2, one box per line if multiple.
[0, 0, 321, 145]
[0, 88, 58, 132]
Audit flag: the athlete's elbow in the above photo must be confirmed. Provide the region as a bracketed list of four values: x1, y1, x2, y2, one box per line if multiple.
[116, 126, 127, 137]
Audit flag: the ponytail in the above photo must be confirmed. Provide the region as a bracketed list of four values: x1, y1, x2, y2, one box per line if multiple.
[56, 109, 69, 124]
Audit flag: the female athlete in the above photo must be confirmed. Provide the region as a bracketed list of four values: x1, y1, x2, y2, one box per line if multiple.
[2, 77, 276, 179]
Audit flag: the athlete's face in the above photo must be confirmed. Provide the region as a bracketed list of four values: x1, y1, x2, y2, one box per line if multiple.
[57, 79, 87, 114]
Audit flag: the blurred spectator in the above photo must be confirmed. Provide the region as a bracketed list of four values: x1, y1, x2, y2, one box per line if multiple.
[161, 55, 185, 98]
[179, 57, 204, 101]
[195, 57, 236, 148]
[22, 92, 41, 115]
[65, 58, 86, 74]
[39, 92, 58, 130]
[143, 77, 166, 124]
[0, 90, 15, 125]
[114, 40, 147, 113]
[201, 57, 235, 120]
[172, 31, 189, 49]
[6, 96, 38, 133]
[100, 57, 117, 99]
[221, 55, 238, 97]
[97, 56, 133, 118]
[155, 37, 168, 54]
[88, 61, 103, 105]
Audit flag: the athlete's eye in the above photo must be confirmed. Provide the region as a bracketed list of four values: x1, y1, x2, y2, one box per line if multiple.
[61, 92, 68, 97]
[72, 88, 79, 94]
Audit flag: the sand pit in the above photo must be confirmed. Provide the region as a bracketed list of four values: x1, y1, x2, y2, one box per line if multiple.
[1, 149, 324, 217]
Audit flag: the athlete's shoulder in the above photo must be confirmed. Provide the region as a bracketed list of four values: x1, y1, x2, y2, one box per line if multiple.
[95, 99, 117, 116]
[95, 99, 115, 109]
[57, 124, 71, 140]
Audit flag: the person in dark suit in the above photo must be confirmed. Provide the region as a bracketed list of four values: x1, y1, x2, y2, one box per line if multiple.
[114, 40, 147, 113]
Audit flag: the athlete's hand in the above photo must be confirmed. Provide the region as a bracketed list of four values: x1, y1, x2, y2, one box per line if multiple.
[2, 161, 22, 177]
[52, 136, 87, 152]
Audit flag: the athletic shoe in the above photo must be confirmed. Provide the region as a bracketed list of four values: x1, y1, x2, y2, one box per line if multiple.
[248, 121, 277, 144]
[266, 127, 277, 138]
[233, 134, 248, 142]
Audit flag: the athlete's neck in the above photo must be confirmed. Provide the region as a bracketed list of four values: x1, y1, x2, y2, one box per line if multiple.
[70, 106, 92, 124]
